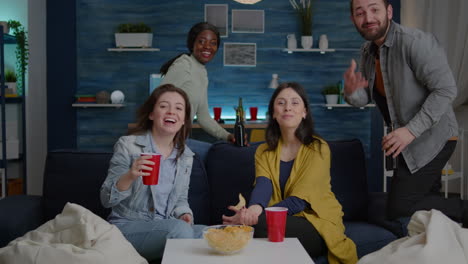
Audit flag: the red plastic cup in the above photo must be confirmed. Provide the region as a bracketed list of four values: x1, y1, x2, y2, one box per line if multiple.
[141, 153, 161, 185]
[213, 107, 222, 122]
[249, 107, 258, 121]
[265, 207, 288, 242]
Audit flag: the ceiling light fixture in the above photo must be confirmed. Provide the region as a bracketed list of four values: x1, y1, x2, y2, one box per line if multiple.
[233, 0, 262, 4]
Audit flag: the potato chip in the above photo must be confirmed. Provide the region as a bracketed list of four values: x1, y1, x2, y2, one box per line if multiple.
[233, 193, 246, 210]
[203, 225, 254, 254]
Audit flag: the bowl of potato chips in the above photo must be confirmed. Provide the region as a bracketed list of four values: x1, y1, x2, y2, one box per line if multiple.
[203, 225, 254, 254]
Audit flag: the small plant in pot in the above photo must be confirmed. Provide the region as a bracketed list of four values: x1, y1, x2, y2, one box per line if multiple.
[289, 0, 314, 49]
[321, 84, 340, 105]
[3, 69, 17, 95]
[115, 23, 153, 48]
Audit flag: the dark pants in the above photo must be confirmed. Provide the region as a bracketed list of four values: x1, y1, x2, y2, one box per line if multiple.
[387, 141, 465, 222]
[253, 213, 327, 258]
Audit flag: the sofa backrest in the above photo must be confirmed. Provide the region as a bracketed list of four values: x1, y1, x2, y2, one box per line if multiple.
[188, 154, 211, 225]
[328, 139, 369, 221]
[42, 150, 113, 221]
[206, 142, 262, 224]
[43, 146, 212, 225]
[205, 139, 369, 224]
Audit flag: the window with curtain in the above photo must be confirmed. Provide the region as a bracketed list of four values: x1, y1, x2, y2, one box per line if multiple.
[401, 0, 468, 107]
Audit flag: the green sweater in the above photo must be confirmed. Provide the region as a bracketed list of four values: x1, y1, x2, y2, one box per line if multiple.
[160, 54, 230, 140]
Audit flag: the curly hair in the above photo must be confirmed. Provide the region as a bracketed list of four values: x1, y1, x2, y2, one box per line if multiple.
[160, 22, 220, 75]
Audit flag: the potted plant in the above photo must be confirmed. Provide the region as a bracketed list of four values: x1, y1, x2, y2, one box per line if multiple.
[289, 0, 314, 49]
[321, 84, 340, 105]
[3, 69, 17, 95]
[115, 23, 153, 48]
[7, 20, 28, 96]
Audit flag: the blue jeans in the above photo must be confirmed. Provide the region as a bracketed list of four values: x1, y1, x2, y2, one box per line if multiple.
[114, 219, 206, 261]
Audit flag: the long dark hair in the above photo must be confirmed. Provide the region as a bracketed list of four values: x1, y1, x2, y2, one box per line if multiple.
[265, 82, 320, 151]
[128, 84, 192, 159]
[160, 22, 221, 75]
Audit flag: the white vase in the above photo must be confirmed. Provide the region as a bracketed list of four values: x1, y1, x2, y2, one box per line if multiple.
[319, 34, 329, 50]
[325, 94, 339, 105]
[301, 35, 313, 49]
[287, 34, 297, 50]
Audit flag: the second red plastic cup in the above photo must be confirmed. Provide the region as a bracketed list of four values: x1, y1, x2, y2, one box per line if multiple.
[265, 207, 288, 242]
[141, 153, 161, 185]
[213, 107, 222, 122]
[249, 107, 258, 120]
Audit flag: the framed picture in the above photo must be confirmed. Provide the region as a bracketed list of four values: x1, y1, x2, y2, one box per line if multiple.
[224, 43, 256, 67]
[205, 4, 228, 37]
[232, 9, 264, 33]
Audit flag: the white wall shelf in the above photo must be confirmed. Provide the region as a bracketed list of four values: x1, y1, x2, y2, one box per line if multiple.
[282, 48, 360, 54]
[72, 103, 125, 108]
[107, 48, 160, 52]
[334, 48, 360, 51]
[282, 48, 335, 54]
[323, 103, 375, 110]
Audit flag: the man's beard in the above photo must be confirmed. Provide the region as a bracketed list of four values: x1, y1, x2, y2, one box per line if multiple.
[356, 18, 389, 41]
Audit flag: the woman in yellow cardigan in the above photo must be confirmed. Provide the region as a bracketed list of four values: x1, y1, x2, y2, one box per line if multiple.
[223, 82, 357, 263]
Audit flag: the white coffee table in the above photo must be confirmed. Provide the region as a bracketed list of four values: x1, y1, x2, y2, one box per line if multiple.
[161, 237, 314, 264]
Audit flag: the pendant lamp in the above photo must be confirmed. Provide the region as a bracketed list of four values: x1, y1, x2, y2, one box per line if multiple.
[233, 0, 262, 4]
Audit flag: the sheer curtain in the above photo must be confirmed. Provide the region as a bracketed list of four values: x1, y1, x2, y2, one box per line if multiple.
[401, 1, 468, 198]
[401, 0, 468, 107]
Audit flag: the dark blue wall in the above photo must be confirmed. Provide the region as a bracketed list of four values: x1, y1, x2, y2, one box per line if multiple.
[47, 0, 401, 192]
[47, 0, 77, 150]
[74, 0, 370, 148]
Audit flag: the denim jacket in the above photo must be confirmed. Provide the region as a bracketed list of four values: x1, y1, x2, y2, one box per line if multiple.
[346, 21, 458, 173]
[100, 131, 194, 221]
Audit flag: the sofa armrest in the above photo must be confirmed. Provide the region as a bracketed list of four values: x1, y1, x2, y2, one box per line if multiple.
[0, 195, 45, 247]
[367, 192, 408, 237]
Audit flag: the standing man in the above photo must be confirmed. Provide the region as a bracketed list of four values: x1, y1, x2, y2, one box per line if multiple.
[344, 0, 468, 225]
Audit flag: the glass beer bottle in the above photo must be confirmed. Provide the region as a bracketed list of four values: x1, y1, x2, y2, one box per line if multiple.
[238, 97, 244, 122]
[234, 99, 246, 147]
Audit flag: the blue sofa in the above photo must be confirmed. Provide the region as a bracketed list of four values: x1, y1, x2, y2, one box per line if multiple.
[0, 139, 403, 262]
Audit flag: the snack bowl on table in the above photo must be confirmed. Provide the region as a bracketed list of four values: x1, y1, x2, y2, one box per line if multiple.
[203, 225, 254, 254]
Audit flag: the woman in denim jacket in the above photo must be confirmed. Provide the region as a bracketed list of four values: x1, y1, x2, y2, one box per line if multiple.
[100, 84, 205, 261]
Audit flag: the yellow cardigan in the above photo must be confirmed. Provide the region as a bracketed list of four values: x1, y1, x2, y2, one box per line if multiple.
[255, 138, 358, 264]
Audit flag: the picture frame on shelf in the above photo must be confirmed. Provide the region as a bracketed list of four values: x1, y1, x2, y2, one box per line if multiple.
[223, 42, 256, 67]
[205, 4, 228, 37]
[232, 9, 264, 33]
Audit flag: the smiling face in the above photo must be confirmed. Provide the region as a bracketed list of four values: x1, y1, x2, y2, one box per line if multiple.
[351, 0, 392, 46]
[192, 29, 219, 64]
[272, 88, 307, 130]
[149, 91, 186, 137]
